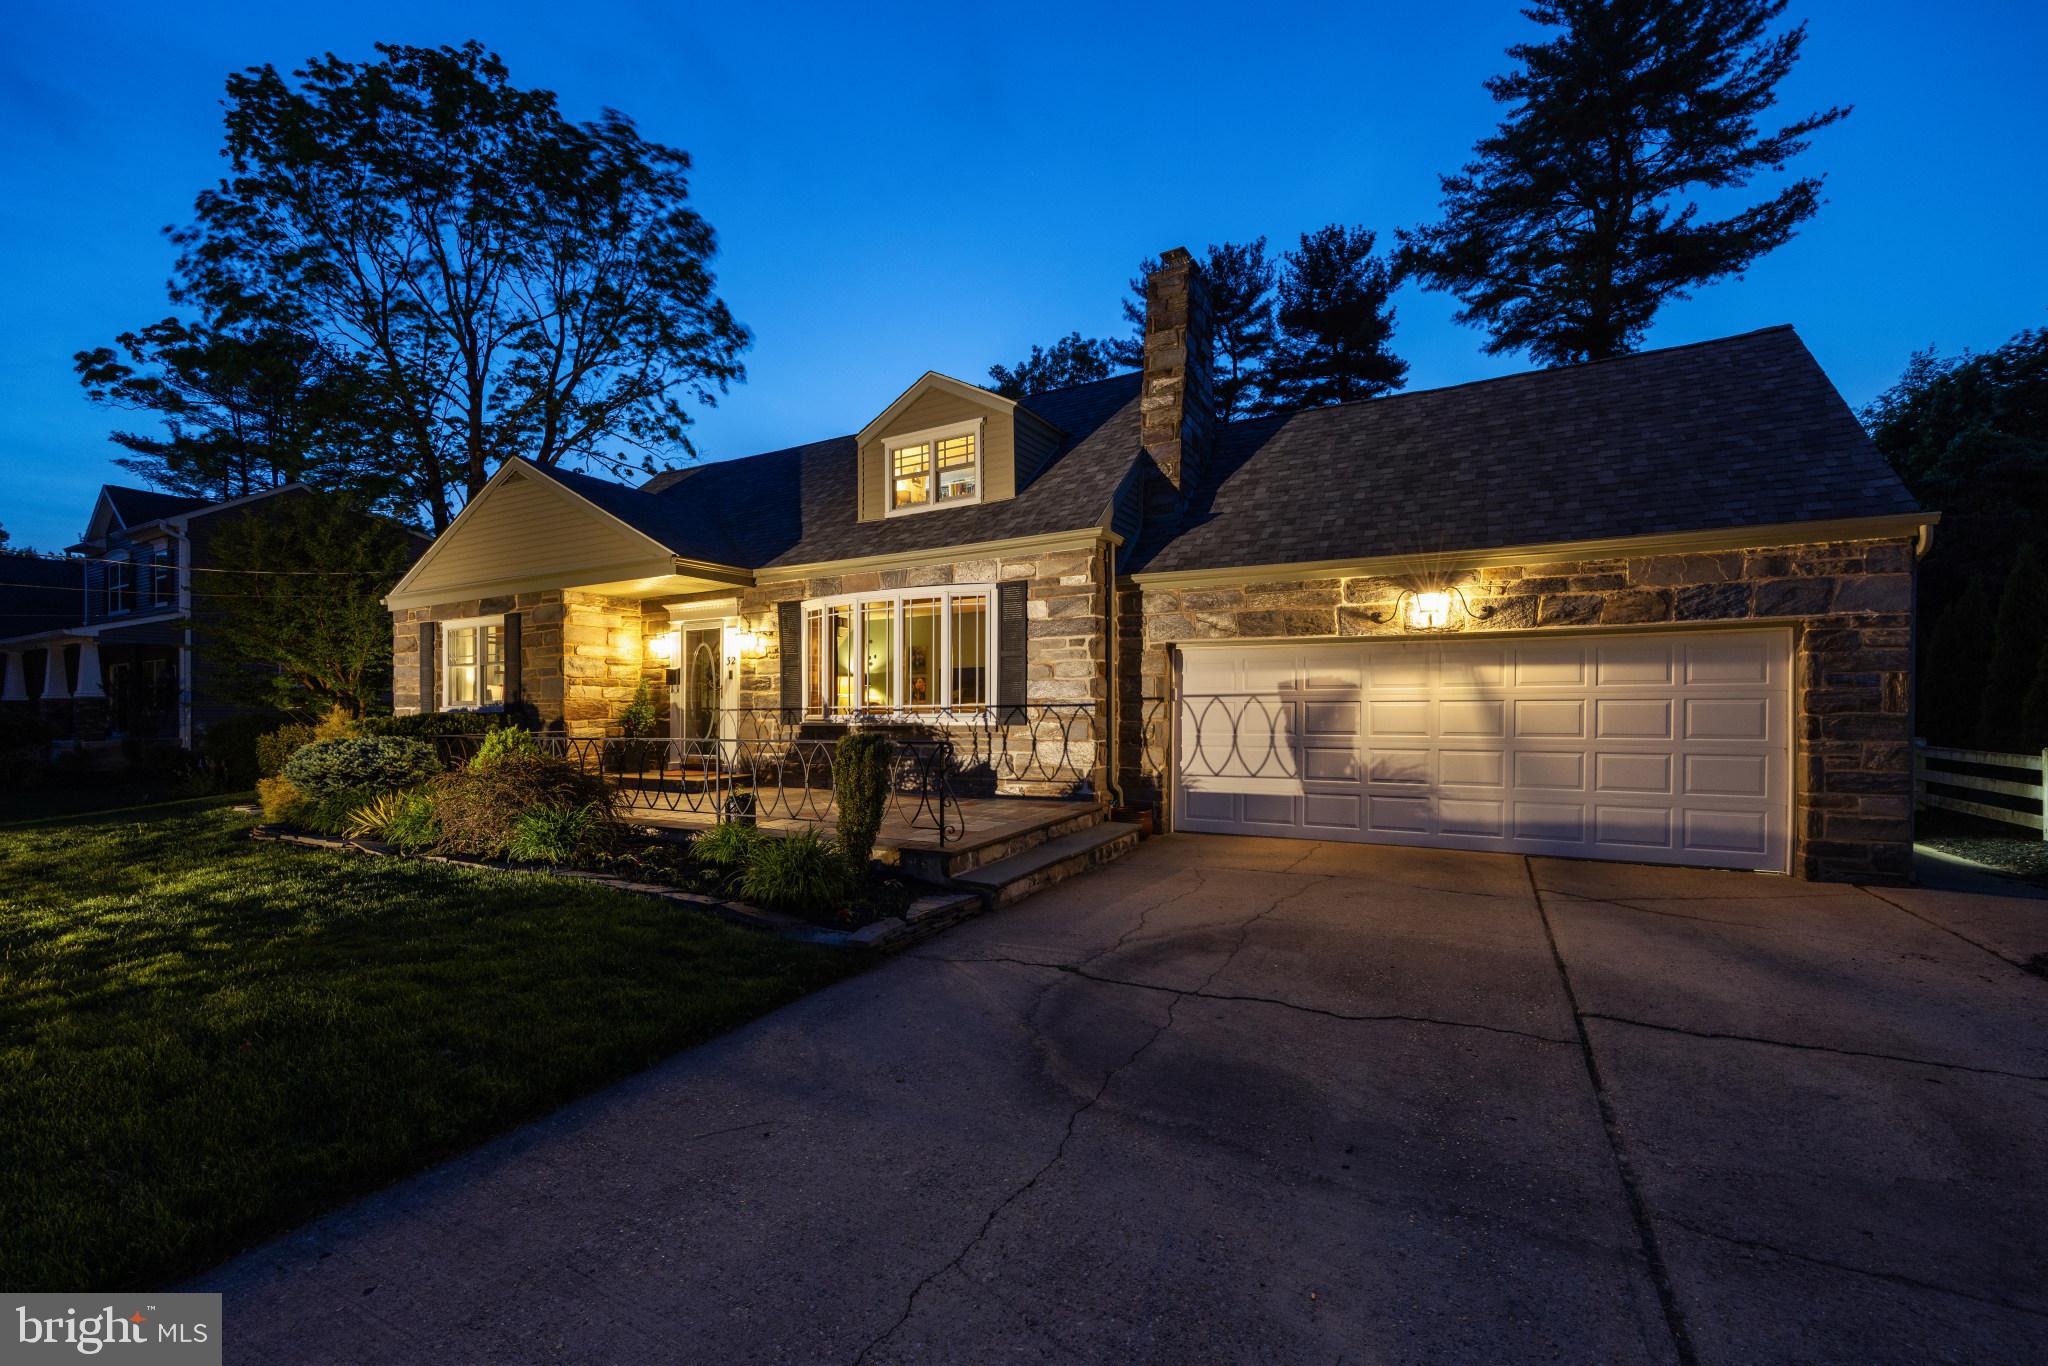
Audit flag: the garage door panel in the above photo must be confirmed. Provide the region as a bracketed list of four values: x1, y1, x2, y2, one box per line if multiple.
[1175, 629, 1790, 872]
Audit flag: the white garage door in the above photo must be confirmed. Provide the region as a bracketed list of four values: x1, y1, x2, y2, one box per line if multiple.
[1173, 629, 1791, 872]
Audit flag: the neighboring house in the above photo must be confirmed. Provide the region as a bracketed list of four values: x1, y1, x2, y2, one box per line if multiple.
[0, 483, 410, 750]
[385, 249, 1933, 883]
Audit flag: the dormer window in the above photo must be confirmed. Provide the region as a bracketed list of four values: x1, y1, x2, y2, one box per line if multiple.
[886, 419, 981, 515]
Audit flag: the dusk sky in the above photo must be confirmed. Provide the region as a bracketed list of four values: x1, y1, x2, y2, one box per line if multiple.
[2, 0, 2042, 549]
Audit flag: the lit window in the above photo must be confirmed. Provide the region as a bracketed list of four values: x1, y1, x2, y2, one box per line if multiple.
[444, 621, 504, 708]
[803, 587, 995, 716]
[886, 422, 980, 513]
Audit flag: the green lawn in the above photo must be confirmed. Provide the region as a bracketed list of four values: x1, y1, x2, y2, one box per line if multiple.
[0, 799, 863, 1290]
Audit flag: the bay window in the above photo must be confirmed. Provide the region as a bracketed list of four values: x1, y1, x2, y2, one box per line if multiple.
[803, 586, 995, 716]
[443, 618, 505, 708]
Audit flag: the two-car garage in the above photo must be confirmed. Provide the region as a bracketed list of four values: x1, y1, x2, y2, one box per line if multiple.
[1171, 628, 1793, 873]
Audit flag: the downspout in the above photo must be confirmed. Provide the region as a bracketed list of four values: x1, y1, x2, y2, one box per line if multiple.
[1103, 537, 1124, 807]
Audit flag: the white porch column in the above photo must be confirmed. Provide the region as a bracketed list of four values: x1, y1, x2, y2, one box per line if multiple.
[42, 644, 71, 700]
[73, 639, 105, 699]
[0, 651, 22, 702]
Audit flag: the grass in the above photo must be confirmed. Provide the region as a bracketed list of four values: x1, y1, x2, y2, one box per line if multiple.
[0, 798, 864, 1290]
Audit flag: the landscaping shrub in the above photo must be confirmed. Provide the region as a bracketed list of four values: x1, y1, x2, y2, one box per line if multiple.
[738, 829, 851, 916]
[257, 775, 308, 824]
[254, 723, 315, 779]
[833, 730, 896, 868]
[298, 788, 382, 837]
[430, 752, 617, 858]
[282, 736, 439, 799]
[344, 788, 438, 849]
[508, 804, 609, 865]
[471, 726, 541, 768]
[198, 713, 286, 788]
[691, 820, 765, 871]
[360, 710, 515, 738]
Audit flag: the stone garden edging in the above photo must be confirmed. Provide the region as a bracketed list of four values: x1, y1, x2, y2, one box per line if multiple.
[246, 825, 982, 952]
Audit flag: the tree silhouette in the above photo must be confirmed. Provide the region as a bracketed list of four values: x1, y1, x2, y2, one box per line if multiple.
[1114, 240, 1278, 419]
[1255, 226, 1406, 412]
[1400, 0, 1848, 365]
[986, 332, 1120, 398]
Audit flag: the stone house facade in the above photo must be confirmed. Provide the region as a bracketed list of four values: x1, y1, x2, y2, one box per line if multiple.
[384, 247, 1932, 883]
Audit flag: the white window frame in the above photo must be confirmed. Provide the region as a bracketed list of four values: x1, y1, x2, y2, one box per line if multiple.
[800, 584, 997, 719]
[882, 417, 984, 517]
[105, 551, 131, 617]
[439, 614, 506, 711]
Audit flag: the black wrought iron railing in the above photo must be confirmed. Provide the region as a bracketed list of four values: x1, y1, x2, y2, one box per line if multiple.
[538, 733, 963, 843]
[725, 703, 1101, 798]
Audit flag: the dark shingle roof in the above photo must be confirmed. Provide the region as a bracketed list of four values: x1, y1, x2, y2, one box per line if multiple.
[515, 328, 1918, 580]
[529, 373, 1144, 569]
[103, 486, 211, 527]
[1129, 327, 1920, 575]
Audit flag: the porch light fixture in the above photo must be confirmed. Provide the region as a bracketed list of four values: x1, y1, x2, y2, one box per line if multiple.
[1366, 586, 1495, 633]
[647, 631, 679, 664]
[732, 626, 769, 659]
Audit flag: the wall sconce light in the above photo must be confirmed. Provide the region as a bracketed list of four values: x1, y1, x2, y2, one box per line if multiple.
[731, 627, 769, 659]
[1366, 586, 1495, 633]
[647, 631, 679, 664]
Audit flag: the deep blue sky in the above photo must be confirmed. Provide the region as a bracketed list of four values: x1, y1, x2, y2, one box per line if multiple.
[3, 1, 2042, 548]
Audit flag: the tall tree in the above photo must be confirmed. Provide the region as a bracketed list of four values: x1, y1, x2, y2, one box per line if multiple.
[1399, 0, 1849, 366]
[155, 42, 748, 529]
[1256, 225, 1407, 412]
[986, 332, 1119, 399]
[75, 315, 386, 504]
[200, 493, 420, 717]
[1919, 579, 1992, 748]
[1978, 545, 2048, 753]
[1114, 239, 1279, 419]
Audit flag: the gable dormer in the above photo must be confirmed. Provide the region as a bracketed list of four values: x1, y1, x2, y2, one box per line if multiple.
[854, 372, 1065, 522]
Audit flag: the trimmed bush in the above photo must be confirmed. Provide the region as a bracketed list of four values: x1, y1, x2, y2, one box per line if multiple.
[254, 724, 315, 779]
[691, 820, 765, 871]
[832, 730, 896, 868]
[360, 710, 515, 738]
[282, 736, 440, 799]
[471, 727, 541, 768]
[738, 829, 851, 916]
[257, 775, 307, 824]
[508, 804, 608, 865]
[430, 752, 617, 858]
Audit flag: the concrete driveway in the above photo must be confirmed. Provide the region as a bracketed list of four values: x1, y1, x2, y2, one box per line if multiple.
[207, 836, 2048, 1365]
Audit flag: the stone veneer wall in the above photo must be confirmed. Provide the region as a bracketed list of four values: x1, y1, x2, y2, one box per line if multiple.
[731, 544, 1111, 795]
[391, 589, 658, 738]
[1121, 536, 1917, 884]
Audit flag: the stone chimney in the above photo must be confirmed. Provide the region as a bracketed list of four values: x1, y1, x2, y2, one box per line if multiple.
[1140, 246, 1215, 496]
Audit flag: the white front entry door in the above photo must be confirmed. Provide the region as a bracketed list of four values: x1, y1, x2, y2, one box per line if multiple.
[1173, 629, 1792, 872]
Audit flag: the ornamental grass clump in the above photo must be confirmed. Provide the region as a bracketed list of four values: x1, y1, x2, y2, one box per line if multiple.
[345, 788, 440, 849]
[738, 828, 851, 916]
[689, 820, 764, 872]
[832, 730, 895, 869]
[507, 804, 610, 865]
[430, 752, 618, 859]
[282, 736, 439, 799]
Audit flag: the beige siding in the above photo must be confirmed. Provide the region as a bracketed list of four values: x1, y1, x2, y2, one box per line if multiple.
[859, 387, 1016, 520]
[398, 469, 668, 599]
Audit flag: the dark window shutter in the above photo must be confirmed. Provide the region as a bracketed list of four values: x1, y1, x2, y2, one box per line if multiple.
[502, 612, 523, 705]
[996, 580, 1028, 723]
[777, 600, 804, 723]
[418, 622, 437, 713]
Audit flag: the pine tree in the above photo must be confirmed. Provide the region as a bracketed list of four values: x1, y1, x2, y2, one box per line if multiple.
[985, 333, 1118, 399]
[1399, 0, 1848, 366]
[1977, 546, 2048, 752]
[1921, 579, 1992, 747]
[1255, 226, 1406, 412]
[1114, 239, 1278, 419]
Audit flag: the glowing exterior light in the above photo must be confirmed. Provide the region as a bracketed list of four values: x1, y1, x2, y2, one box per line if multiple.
[648, 631, 679, 664]
[1408, 591, 1453, 631]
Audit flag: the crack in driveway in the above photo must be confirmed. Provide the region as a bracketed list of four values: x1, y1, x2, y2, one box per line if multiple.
[852, 871, 1320, 1363]
[1580, 1011, 2048, 1083]
[1859, 885, 2045, 977]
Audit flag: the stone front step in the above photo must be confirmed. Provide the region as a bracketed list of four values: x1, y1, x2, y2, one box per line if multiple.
[951, 822, 1142, 908]
[896, 802, 1108, 883]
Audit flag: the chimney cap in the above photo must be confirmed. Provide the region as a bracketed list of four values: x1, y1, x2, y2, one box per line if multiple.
[1157, 246, 1196, 269]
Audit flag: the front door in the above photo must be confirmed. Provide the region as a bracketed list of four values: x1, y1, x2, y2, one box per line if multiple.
[676, 623, 726, 745]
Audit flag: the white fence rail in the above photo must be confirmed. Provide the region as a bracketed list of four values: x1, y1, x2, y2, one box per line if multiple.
[1913, 740, 2046, 838]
